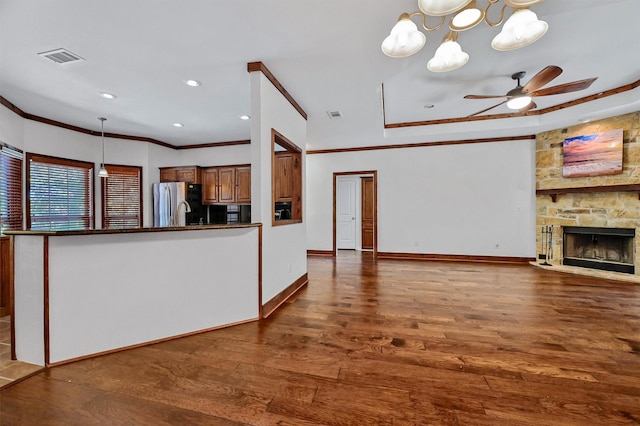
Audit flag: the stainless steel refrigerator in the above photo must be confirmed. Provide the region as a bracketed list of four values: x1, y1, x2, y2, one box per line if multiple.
[153, 182, 189, 227]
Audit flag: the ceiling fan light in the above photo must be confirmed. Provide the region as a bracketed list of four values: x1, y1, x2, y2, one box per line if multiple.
[506, 94, 532, 110]
[381, 15, 427, 58]
[418, 0, 472, 16]
[450, 1, 484, 31]
[427, 38, 469, 72]
[491, 9, 548, 51]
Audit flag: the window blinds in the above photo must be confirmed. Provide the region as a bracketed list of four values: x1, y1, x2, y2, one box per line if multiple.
[27, 154, 94, 231]
[0, 144, 23, 234]
[102, 165, 142, 229]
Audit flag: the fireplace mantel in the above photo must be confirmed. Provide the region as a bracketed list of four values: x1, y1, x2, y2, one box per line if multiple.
[536, 184, 640, 202]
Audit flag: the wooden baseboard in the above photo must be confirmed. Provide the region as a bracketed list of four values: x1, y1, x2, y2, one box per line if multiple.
[377, 252, 534, 264]
[262, 273, 308, 318]
[307, 250, 333, 257]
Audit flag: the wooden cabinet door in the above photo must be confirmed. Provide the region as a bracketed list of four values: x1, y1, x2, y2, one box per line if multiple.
[160, 167, 201, 183]
[235, 166, 251, 204]
[176, 167, 201, 184]
[159, 168, 178, 182]
[275, 153, 293, 201]
[202, 167, 220, 204]
[361, 177, 374, 250]
[218, 167, 236, 203]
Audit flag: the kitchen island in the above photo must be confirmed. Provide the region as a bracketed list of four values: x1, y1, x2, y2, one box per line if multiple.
[7, 224, 261, 366]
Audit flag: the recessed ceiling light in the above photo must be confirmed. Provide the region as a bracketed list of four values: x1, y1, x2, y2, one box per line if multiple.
[99, 92, 117, 99]
[240, 115, 251, 120]
[173, 123, 184, 127]
[185, 79, 201, 87]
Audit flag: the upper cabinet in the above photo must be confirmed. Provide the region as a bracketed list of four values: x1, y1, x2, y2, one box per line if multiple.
[274, 153, 293, 202]
[201, 167, 220, 203]
[159, 166, 201, 184]
[235, 166, 252, 204]
[202, 165, 251, 205]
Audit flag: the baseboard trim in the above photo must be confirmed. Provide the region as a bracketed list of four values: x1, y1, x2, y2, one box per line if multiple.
[307, 250, 333, 257]
[377, 252, 534, 264]
[262, 273, 309, 318]
[45, 317, 259, 368]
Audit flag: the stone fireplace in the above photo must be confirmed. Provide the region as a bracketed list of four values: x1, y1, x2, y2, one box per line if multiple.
[536, 111, 640, 277]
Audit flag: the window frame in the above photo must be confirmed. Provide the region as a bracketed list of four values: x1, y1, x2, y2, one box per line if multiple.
[0, 143, 23, 234]
[101, 164, 143, 229]
[26, 152, 95, 231]
[271, 129, 303, 227]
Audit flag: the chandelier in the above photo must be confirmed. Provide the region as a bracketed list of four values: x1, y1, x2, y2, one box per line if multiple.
[381, 0, 548, 72]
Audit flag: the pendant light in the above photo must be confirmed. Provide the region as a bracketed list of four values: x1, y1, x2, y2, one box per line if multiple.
[98, 117, 108, 178]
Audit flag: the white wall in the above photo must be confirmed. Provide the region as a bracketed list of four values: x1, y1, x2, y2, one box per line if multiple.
[307, 139, 537, 257]
[250, 71, 307, 302]
[0, 107, 252, 227]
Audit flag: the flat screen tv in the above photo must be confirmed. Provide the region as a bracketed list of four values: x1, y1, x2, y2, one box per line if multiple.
[562, 128, 623, 178]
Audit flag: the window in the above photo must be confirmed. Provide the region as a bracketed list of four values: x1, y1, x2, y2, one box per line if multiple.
[271, 129, 302, 226]
[27, 153, 94, 231]
[0, 143, 23, 234]
[102, 165, 142, 229]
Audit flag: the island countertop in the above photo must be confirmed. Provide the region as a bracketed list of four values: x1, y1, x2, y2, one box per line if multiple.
[10, 223, 262, 366]
[4, 222, 261, 237]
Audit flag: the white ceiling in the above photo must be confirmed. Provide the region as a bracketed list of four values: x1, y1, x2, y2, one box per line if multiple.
[0, 0, 638, 150]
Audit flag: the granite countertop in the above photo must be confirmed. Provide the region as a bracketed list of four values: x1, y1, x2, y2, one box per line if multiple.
[4, 222, 262, 237]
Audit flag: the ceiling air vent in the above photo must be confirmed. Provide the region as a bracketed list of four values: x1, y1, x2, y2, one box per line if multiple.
[37, 48, 85, 64]
[327, 110, 343, 120]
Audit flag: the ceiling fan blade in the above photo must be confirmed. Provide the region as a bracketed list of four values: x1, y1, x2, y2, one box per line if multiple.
[530, 78, 598, 97]
[464, 94, 506, 100]
[467, 100, 508, 117]
[522, 65, 563, 93]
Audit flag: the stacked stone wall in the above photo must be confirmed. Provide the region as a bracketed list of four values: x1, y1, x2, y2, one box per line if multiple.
[536, 111, 640, 273]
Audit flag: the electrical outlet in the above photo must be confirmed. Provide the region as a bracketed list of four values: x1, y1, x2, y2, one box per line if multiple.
[287, 263, 292, 273]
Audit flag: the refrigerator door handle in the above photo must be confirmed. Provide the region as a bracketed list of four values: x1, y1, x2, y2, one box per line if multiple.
[165, 185, 173, 226]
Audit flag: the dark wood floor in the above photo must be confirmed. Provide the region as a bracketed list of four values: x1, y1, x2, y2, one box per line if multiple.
[1, 251, 640, 425]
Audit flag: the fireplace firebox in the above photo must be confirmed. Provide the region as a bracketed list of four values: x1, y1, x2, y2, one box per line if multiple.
[563, 226, 635, 274]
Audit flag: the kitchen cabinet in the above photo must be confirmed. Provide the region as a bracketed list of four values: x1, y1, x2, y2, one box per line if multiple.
[202, 165, 251, 205]
[159, 166, 201, 183]
[274, 153, 293, 202]
[235, 166, 251, 204]
[218, 167, 236, 203]
[202, 167, 220, 203]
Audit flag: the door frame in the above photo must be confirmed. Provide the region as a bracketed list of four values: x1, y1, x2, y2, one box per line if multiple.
[333, 171, 377, 257]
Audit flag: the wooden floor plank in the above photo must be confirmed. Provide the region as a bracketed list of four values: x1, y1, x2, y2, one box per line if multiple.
[2, 251, 640, 424]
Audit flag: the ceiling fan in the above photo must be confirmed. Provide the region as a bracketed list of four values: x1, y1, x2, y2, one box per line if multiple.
[464, 66, 598, 117]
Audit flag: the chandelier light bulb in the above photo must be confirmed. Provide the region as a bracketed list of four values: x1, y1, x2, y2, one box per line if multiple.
[427, 33, 469, 72]
[491, 8, 548, 51]
[381, 14, 427, 58]
[418, 0, 472, 16]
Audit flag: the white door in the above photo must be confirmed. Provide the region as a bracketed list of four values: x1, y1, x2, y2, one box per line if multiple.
[337, 177, 357, 249]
